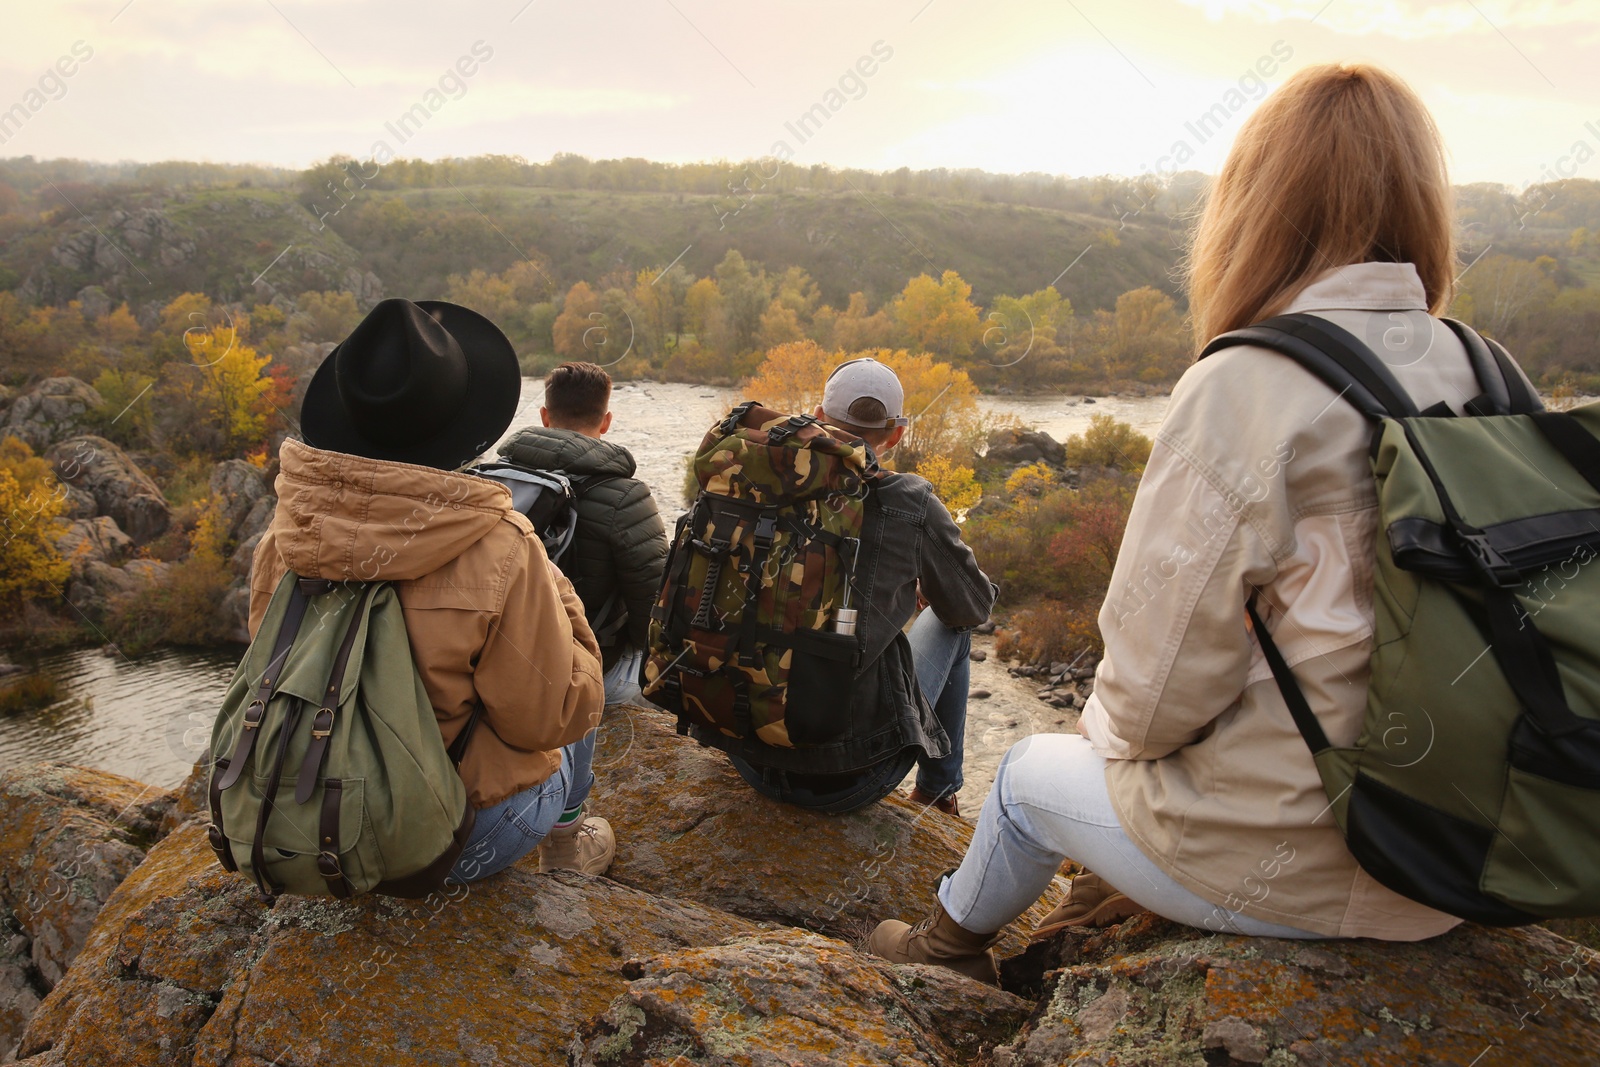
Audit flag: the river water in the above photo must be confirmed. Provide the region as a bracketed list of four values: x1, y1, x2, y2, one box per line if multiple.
[0, 381, 1170, 805]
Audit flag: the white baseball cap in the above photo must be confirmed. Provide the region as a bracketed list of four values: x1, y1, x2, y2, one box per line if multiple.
[820, 358, 909, 428]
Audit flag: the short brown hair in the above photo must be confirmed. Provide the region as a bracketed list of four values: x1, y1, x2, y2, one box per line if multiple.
[1184, 64, 1455, 347]
[826, 397, 894, 448]
[543, 362, 612, 426]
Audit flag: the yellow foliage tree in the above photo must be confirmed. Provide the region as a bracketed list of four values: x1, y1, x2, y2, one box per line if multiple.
[1004, 461, 1058, 498]
[917, 454, 982, 518]
[186, 326, 273, 455]
[894, 270, 981, 358]
[1065, 414, 1153, 471]
[0, 437, 70, 618]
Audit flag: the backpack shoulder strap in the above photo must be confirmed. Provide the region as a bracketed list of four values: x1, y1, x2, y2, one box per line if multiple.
[1200, 312, 1420, 421]
[1245, 595, 1331, 757]
[1440, 319, 1543, 416]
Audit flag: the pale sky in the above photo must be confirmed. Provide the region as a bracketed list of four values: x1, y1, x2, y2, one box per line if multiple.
[1, 0, 1597, 187]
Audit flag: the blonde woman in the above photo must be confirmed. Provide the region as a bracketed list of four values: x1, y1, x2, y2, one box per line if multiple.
[869, 63, 1520, 981]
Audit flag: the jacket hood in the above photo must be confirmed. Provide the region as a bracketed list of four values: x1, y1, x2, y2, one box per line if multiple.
[267, 439, 516, 582]
[498, 427, 636, 480]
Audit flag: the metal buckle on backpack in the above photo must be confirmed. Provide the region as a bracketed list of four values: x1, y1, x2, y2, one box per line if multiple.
[316, 851, 343, 879]
[310, 707, 335, 740]
[242, 700, 265, 728]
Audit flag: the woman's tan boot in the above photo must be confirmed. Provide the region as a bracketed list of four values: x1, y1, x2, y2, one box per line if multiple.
[1029, 871, 1147, 939]
[868, 902, 1002, 985]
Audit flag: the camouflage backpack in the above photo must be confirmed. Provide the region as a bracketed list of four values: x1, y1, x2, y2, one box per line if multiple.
[643, 402, 876, 746]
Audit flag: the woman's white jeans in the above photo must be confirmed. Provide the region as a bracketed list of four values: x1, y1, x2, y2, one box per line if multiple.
[939, 733, 1323, 939]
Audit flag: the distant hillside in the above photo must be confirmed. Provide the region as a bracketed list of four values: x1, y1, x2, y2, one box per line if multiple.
[0, 181, 1184, 320]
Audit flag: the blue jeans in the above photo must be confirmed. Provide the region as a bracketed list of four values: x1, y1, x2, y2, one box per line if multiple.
[603, 645, 647, 707]
[448, 729, 596, 883]
[908, 609, 971, 799]
[939, 732, 1321, 938]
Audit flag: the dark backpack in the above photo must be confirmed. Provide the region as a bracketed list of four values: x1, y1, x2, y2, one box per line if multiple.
[469, 462, 579, 562]
[1203, 312, 1600, 923]
[643, 402, 876, 746]
[208, 574, 477, 898]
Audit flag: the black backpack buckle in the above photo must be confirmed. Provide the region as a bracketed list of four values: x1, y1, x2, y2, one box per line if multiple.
[1457, 530, 1522, 588]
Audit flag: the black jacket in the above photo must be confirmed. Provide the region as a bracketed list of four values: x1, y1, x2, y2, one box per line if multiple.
[497, 427, 668, 669]
[696, 466, 997, 775]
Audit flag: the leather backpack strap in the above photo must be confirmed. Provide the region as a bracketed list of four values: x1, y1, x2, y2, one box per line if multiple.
[217, 577, 314, 792]
[293, 585, 375, 805]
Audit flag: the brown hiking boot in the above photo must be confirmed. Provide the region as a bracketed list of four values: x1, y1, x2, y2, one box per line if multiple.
[1030, 871, 1148, 939]
[537, 810, 616, 875]
[908, 786, 959, 817]
[868, 901, 1001, 985]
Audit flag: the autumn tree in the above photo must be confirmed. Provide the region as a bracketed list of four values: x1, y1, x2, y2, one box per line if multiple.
[894, 270, 981, 359]
[552, 281, 603, 359]
[1456, 253, 1558, 338]
[188, 326, 275, 455]
[289, 290, 362, 345]
[825, 292, 898, 352]
[0, 437, 70, 618]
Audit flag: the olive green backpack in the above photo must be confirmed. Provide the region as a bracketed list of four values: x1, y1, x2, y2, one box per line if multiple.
[1204, 313, 1600, 924]
[207, 574, 477, 898]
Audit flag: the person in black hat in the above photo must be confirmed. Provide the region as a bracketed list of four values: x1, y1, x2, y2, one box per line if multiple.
[250, 298, 616, 881]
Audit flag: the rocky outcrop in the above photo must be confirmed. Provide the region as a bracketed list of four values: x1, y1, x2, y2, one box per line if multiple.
[573, 928, 1031, 1065]
[51, 516, 133, 572]
[591, 707, 1066, 956]
[46, 435, 170, 546]
[0, 379, 103, 453]
[64, 559, 172, 621]
[18, 823, 761, 1066]
[207, 460, 269, 544]
[993, 912, 1600, 1065]
[8, 732, 1600, 1065]
[0, 765, 176, 1016]
[986, 427, 1066, 468]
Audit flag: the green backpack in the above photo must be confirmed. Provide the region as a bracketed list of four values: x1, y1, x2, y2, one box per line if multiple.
[207, 574, 477, 898]
[1204, 313, 1600, 924]
[643, 402, 875, 747]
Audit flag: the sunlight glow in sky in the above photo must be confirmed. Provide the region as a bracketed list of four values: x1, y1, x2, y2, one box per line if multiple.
[1, 0, 1596, 186]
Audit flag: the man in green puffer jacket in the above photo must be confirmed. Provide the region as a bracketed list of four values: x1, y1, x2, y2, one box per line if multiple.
[498, 362, 668, 706]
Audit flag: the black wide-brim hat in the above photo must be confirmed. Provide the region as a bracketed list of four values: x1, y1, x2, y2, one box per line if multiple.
[300, 298, 521, 470]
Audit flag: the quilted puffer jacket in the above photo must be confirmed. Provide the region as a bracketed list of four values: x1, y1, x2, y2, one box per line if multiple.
[497, 427, 668, 668]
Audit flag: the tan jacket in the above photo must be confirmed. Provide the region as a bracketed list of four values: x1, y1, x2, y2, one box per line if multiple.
[1079, 263, 1501, 939]
[249, 440, 604, 809]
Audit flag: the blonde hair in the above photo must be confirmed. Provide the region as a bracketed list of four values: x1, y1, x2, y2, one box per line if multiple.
[1184, 63, 1455, 348]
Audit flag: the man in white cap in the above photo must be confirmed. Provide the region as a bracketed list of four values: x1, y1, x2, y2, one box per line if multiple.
[715, 357, 996, 815]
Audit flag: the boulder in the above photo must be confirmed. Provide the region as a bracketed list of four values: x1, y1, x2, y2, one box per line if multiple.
[46, 436, 170, 545]
[0, 379, 104, 453]
[51, 516, 132, 572]
[992, 913, 1600, 1065]
[0, 911, 43, 1063]
[19, 824, 757, 1066]
[985, 428, 1066, 468]
[65, 559, 170, 620]
[207, 460, 269, 544]
[0, 766, 176, 996]
[592, 708, 1067, 956]
[573, 928, 1031, 1065]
